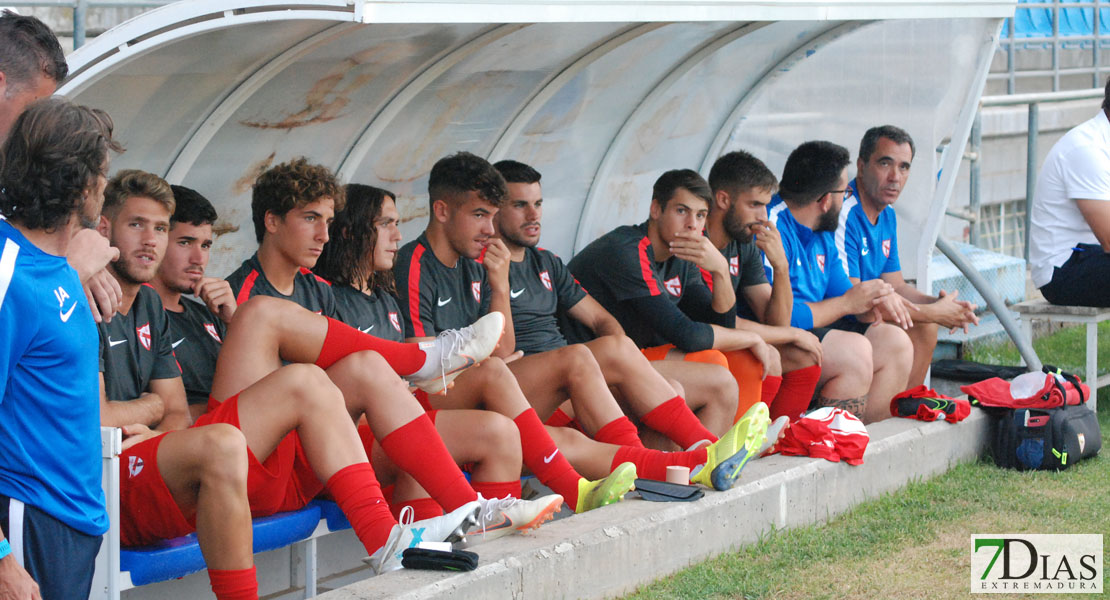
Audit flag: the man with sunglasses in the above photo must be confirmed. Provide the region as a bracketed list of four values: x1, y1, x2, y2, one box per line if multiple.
[764, 140, 912, 424]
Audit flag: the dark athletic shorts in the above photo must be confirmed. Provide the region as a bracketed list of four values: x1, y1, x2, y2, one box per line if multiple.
[811, 317, 870, 341]
[0, 495, 101, 600]
[1040, 243, 1110, 307]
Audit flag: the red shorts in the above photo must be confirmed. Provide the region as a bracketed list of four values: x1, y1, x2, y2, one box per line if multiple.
[119, 434, 194, 547]
[197, 394, 323, 517]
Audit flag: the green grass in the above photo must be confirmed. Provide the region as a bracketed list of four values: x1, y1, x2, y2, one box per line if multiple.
[626, 326, 1110, 600]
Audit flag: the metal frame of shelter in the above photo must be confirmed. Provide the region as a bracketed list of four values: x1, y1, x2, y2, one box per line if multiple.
[57, 0, 1038, 367]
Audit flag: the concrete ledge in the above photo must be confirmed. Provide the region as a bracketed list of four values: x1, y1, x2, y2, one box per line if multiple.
[320, 409, 991, 600]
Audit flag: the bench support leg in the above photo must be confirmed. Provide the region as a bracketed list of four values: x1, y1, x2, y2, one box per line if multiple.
[1086, 322, 1098, 413]
[304, 538, 317, 598]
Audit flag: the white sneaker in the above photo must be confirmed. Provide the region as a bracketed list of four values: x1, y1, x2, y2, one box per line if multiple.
[756, 415, 791, 458]
[408, 312, 505, 394]
[462, 493, 563, 547]
[365, 500, 481, 574]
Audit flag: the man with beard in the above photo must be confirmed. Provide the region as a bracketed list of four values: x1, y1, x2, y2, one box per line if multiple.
[835, 126, 978, 387]
[764, 140, 911, 423]
[491, 159, 739, 440]
[702, 150, 823, 424]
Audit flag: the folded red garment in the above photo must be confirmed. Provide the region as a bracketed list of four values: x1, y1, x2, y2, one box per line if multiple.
[890, 385, 971, 423]
[772, 407, 868, 465]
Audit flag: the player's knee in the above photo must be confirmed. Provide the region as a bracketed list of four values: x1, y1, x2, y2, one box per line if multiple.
[779, 344, 817, 370]
[709, 367, 740, 410]
[871, 324, 913, 366]
[194, 424, 248, 485]
[560, 344, 601, 375]
[482, 413, 522, 464]
[834, 333, 874, 383]
[286, 364, 345, 412]
[232, 295, 286, 328]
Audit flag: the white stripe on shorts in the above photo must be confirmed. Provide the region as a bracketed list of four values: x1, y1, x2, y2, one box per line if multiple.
[8, 498, 24, 567]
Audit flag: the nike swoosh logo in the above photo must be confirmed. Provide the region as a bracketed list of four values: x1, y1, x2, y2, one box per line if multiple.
[172, 338, 185, 349]
[59, 302, 77, 322]
[108, 338, 126, 347]
[510, 288, 525, 299]
[437, 297, 452, 306]
[543, 450, 559, 464]
[358, 325, 374, 333]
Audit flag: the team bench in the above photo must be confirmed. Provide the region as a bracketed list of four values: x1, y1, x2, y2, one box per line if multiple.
[90, 427, 355, 600]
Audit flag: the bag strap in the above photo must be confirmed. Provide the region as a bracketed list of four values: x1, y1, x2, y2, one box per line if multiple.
[1041, 364, 1086, 404]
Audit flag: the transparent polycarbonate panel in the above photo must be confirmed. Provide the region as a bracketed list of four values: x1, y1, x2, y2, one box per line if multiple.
[715, 17, 999, 280]
[567, 20, 836, 251]
[337, 21, 631, 248]
[487, 20, 738, 258]
[73, 20, 338, 180]
[173, 22, 489, 276]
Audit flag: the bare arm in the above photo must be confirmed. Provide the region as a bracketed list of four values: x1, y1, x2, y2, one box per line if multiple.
[148, 377, 191, 432]
[751, 220, 793, 325]
[99, 373, 165, 428]
[483, 240, 516, 357]
[880, 271, 978, 331]
[1076, 198, 1110, 251]
[565, 295, 625, 337]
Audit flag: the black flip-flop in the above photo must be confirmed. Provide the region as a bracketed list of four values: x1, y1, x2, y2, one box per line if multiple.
[634, 478, 704, 502]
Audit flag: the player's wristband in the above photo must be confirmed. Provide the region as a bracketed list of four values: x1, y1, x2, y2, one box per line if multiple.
[0, 539, 11, 561]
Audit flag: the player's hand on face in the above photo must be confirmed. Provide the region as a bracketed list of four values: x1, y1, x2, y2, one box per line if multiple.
[752, 220, 787, 269]
[670, 231, 728, 274]
[482, 238, 511, 290]
[194, 278, 236, 324]
[120, 423, 161, 451]
[0, 553, 41, 600]
[83, 268, 122, 324]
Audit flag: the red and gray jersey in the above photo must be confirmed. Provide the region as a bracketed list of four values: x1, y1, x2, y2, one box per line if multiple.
[225, 253, 336, 317]
[99, 285, 181, 402]
[509, 246, 587, 355]
[393, 233, 491, 337]
[332, 285, 405, 343]
[567, 222, 705, 348]
[165, 297, 225, 407]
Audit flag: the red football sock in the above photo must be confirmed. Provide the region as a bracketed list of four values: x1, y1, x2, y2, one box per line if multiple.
[611, 446, 707, 482]
[208, 567, 258, 600]
[390, 497, 442, 521]
[379, 415, 477, 511]
[760, 375, 783, 408]
[513, 409, 582, 506]
[771, 365, 821, 421]
[545, 407, 573, 428]
[325, 463, 395, 555]
[472, 480, 522, 500]
[314, 317, 426, 375]
[640, 396, 718, 448]
[593, 416, 644, 448]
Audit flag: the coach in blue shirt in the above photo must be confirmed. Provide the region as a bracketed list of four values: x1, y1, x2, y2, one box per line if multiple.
[765, 140, 913, 424]
[834, 126, 978, 388]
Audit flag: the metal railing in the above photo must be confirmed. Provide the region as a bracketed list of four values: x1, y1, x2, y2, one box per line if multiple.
[4, 1, 169, 48]
[993, 0, 1108, 94]
[958, 88, 1104, 261]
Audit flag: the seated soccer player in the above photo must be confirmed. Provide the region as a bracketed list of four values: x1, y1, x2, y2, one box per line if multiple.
[153, 180, 558, 548]
[764, 140, 913, 423]
[835, 126, 977, 387]
[394, 152, 767, 495]
[97, 170, 482, 581]
[703, 150, 823, 423]
[491, 159, 738, 437]
[567, 170, 776, 425]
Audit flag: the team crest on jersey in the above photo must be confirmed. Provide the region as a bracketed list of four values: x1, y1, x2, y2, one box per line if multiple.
[540, 270, 553, 291]
[816, 254, 826, 273]
[663, 276, 682, 297]
[729, 256, 739, 277]
[128, 455, 144, 478]
[137, 322, 152, 351]
[882, 239, 891, 258]
[204, 323, 223, 343]
[389, 312, 402, 333]
[471, 281, 481, 303]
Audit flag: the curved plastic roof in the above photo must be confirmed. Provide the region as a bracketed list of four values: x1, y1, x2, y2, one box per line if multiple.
[59, 1, 1014, 284]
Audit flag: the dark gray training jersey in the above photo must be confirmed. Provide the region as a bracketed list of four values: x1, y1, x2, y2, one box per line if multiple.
[393, 233, 491, 337]
[165, 296, 225, 406]
[332, 285, 405, 343]
[225, 252, 336, 317]
[99, 284, 181, 402]
[508, 246, 587, 355]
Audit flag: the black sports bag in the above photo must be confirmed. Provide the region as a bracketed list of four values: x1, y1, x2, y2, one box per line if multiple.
[990, 402, 1101, 471]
